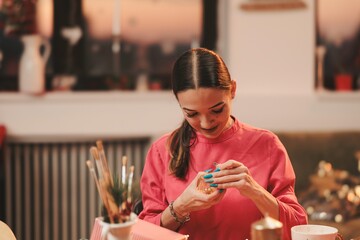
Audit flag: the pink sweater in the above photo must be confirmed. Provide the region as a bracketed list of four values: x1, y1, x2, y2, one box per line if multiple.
[139, 119, 307, 240]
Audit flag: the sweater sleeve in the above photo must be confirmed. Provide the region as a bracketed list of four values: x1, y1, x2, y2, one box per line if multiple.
[138, 142, 168, 225]
[269, 136, 308, 240]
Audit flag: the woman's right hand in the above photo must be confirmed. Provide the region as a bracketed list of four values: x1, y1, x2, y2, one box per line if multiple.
[173, 172, 226, 216]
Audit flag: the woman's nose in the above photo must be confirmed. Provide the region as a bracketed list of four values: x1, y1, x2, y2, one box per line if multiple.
[200, 116, 214, 129]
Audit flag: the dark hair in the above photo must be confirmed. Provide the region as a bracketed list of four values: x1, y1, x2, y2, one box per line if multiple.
[168, 48, 232, 179]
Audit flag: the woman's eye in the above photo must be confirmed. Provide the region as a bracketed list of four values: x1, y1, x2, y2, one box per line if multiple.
[186, 112, 198, 118]
[212, 106, 224, 114]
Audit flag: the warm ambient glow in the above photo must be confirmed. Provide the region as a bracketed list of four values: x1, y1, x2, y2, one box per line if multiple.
[36, 0, 54, 38]
[35, 0, 201, 44]
[317, 0, 360, 46]
[83, 0, 201, 44]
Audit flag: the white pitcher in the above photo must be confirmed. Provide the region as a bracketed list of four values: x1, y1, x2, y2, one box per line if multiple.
[19, 34, 51, 94]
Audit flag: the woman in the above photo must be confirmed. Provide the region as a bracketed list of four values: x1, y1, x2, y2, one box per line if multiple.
[139, 48, 307, 240]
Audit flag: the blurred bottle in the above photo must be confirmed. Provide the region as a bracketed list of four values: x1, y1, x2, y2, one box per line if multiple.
[52, 0, 84, 90]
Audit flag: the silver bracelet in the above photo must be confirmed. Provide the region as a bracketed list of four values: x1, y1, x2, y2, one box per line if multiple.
[169, 201, 190, 224]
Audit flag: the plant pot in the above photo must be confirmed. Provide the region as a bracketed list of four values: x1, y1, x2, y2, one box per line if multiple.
[99, 213, 138, 240]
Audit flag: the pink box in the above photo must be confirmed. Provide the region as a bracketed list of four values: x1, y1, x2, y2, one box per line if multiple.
[90, 217, 189, 240]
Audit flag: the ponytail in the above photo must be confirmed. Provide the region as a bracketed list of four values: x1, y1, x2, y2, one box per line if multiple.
[167, 120, 195, 179]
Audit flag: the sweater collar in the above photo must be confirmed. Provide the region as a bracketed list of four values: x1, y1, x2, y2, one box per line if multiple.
[194, 116, 240, 143]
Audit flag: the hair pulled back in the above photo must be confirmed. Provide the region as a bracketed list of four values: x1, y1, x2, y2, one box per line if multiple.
[168, 48, 232, 179]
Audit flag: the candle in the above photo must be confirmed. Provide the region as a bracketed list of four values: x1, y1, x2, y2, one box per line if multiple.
[112, 0, 121, 35]
[355, 151, 360, 173]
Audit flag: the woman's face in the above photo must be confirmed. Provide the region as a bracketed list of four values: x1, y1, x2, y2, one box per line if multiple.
[177, 82, 236, 139]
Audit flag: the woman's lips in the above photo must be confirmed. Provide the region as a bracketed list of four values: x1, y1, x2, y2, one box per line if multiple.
[201, 125, 218, 134]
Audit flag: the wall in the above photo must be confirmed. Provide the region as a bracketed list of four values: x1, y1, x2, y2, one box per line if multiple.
[220, 0, 360, 132]
[0, 0, 360, 143]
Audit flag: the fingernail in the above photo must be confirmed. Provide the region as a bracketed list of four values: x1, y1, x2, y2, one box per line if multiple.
[214, 168, 220, 172]
[219, 189, 224, 193]
[210, 183, 218, 187]
[204, 168, 212, 173]
[204, 179, 214, 183]
[203, 174, 213, 179]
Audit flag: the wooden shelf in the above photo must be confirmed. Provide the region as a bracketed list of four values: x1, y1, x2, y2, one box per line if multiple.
[240, 0, 307, 11]
[0, 90, 173, 103]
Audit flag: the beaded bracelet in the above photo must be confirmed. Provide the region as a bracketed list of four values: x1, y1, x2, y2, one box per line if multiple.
[169, 201, 190, 224]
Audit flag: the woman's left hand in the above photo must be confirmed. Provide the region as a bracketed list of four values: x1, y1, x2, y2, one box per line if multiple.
[208, 160, 280, 219]
[209, 160, 263, 200]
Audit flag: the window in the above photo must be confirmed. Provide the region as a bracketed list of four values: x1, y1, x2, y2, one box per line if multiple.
[0, 0, 217, 91]
[315, 0, 360, 92]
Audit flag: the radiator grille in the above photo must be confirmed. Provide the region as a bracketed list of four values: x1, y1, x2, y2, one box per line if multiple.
[4, 138, 150, 240]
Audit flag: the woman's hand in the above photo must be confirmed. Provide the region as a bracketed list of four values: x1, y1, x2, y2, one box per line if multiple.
[161, 172, 225, 229]
[210, 160, 263, 200]
[173, 172, 226, 216]
[209, 160, 279, 219]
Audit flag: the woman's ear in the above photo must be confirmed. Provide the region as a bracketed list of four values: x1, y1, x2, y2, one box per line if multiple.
[231, 80, 237, 99]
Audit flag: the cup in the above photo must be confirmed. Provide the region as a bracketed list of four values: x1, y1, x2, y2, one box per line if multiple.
[291, 224, 343, 240]
[100, 212, 138, 240]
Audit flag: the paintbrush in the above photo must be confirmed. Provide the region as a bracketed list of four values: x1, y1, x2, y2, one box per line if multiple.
[86, 160, 101, 197]
[90, 146, 104, 180]
[96, 140, 113, 186]
[87, 160, 114, 223]
[127, 165, 134, 203]
[99, 179, 116, 223]
[121, 156, 127, 186]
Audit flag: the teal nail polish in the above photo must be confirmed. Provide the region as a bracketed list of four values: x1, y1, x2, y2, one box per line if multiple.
[210, 183, 218, 187]
[204, 168, 212, 173]
[203, 174, 213, 179]
[204, 179, 214, 183]
[219, 189, 224, 193]
[214, 168, 220, 172]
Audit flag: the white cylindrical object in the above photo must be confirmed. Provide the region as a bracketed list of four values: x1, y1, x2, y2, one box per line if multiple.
[19, 34, 48, 94]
